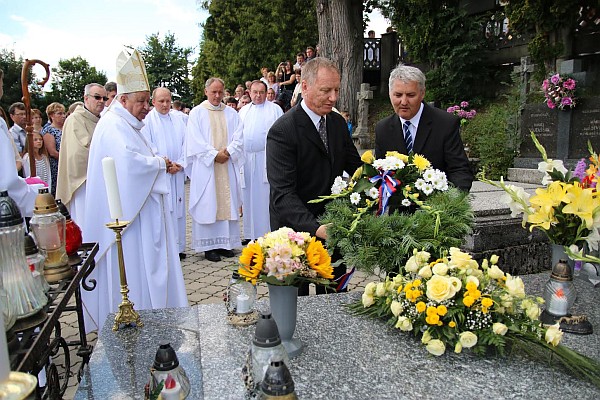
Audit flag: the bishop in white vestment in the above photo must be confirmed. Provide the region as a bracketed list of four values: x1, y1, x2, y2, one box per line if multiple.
[238, 80, 283, 240]
[82, 50, 187, 332]
[142, 88, 187, 256]
[184, 77, 244, 262]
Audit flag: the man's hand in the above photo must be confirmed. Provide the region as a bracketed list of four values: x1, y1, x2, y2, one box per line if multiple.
[215, 148, 230, 164]
[167, 163, 183, 174]
[316, 224, 329, 240]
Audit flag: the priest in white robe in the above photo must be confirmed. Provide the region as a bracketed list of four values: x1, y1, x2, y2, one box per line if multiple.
[238, 80, 283, 241]
[142, 87, 187, 259]
[82, 49, 188, 332]
[56, 83, 106, 232]
[184, 77, 244, 262]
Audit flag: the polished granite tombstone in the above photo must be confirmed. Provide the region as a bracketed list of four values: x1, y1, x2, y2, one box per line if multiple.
[76, 273, 600, 399]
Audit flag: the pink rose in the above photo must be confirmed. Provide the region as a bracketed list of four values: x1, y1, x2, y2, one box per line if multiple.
[550, 74, 560, 85]
[563, 79, 576, 90]
[561, 97, 573, 106]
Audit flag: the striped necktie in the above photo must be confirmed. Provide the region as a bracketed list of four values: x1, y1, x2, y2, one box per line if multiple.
[318, 116, 329, 152]
[403, 120, 413, 153]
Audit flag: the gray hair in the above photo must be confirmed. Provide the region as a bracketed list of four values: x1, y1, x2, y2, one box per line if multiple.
[205, 77, 225, 89]
[302, 58, 339, 86]
[104, 81, 117, 92]
[84, 83, 104, 96]
[389, 64, 426, 92]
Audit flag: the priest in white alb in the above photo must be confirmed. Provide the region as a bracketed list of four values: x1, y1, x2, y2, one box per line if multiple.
[55, 83, 106, 231]
[82, 49, 188, 332]
[238, 80, 283, 241]
[184, 77, 244, 263]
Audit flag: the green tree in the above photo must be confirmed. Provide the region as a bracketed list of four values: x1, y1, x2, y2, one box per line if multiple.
[193, 0, 318, 103]
[138, 33, 195, 106]
[46, 56, 107, 106]
[0, 49, 46, 116]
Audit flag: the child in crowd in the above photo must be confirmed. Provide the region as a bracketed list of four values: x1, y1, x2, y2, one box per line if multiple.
[341, 111, 353, 137]
[22, 131, 52, 188]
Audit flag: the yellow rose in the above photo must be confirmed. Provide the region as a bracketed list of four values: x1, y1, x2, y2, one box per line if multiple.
[364, 282, 376, 295]
[432, 263, 448, 276]
[421, 330, 432, 344]
[361, 150, 374, 164]
[376, 282, 387, 297]
[362, 292, 375, 308]
[492, 322, 508, 336]
[505, 274, 526, 298]
[488, 264, 505, 280]
[454, 342, 463, 354]
[418, 265, 432, 279]
[448, 247, 477, 270]
[459, 331, 478, 348]
[545, 323, 563, 346]
[390, 301, 404, 317]
[426, 339, 446, 356]
[426, 275, 457, 302]
[395, 316, 413, 331]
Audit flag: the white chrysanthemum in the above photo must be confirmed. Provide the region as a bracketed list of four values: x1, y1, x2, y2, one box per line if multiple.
[367, 187, 379, 199]
[331, 176, 348, 194]
[350, 192, 361, 205]
[402, 198, 412, 207]
[421, 183, 434, 195]
[422, 169, 436, 182]
[388, 156, 405, 170]
[415, 178, 426, 191]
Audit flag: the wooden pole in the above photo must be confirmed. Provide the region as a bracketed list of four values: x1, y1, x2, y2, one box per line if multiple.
[20, 59, 50, 178]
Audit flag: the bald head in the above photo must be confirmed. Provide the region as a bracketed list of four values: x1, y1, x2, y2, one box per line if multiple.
[152, 87, 172, 115]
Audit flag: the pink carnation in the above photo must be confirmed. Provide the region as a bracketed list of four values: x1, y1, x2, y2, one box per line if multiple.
[550, 74, 560, 85]
[460, 101, 469, 108]
[547, 99, 556, 109]
[561, 97, 573, 106]
[541, 79, 549, 90]
[563, 78, 576, 90]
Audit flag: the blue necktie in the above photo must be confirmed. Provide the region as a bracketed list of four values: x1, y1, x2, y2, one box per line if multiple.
[403, 120, 413, 153]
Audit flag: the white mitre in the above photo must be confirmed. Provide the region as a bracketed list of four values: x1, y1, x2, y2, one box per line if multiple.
[116, 48, 150, 94]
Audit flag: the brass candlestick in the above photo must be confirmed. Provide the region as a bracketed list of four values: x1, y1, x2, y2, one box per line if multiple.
[106, 220, 143, 331]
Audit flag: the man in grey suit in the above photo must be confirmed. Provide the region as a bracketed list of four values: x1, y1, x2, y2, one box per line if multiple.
[266, 57, 363, 294]
[375, 64, 473, 192]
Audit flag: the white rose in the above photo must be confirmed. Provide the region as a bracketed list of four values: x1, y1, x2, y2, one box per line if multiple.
[426, 275, 457, 302]
[500, 293, 514, 309]
[405, 256, 419, 272]
[488, 264, 505, 280]
[415, 250, 431, 263]
[459, 331, 478, 348]
[395, 316, 413, 331]
[364, 282, 376, 295]
[426, 339, 446, 356]
[418, 265, 432, 279]
[526, 304, 541, 320]
[376, 282, 386, 297]
[431, 263, 448, 276]
[390, 301, 404, 317]
[490, 254, 499, 265]
[545, 323, 563, 346]
[505, 274, 526, 298]
[421, 330, 432, 344]
[362, 293, 375, 308]
[492, 322, 508, 336]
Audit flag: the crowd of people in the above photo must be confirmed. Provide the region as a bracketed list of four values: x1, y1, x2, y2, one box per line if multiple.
[0, 43, 472, 331]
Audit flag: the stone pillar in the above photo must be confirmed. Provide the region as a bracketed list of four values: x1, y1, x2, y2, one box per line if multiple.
[379, 31, 399, 96]
[353, 83, 373, 149]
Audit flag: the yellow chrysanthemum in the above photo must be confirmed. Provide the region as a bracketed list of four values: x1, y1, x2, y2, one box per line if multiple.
[448, 321, 456, 328]
[413, 279, 422, 287]
[481, 297, 494, 308]
[306, 238, 333, 279]
[238, 243, 264, 284]
[463, 295, 475, 307]
[416, 301, 427, 313]
[426, 306, 438, 315]
[465, 281, 478, 292]
[361, 150, 374, 164]
[412, 154, 431, 171]
[436, 305, 448, 316]
[426, 314, 440, 325]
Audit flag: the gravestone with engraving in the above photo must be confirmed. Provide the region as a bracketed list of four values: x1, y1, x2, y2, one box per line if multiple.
[571, 97, 600, 158]
[519, 105, 559, 158]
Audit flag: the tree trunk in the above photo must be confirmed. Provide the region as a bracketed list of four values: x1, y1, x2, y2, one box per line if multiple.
[316, 0, 363, 122]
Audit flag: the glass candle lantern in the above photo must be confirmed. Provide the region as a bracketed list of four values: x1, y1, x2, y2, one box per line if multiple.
[257, 356, 298, 400]
[543, 258, 576, 317]
[25, 233, 50, 293]
[251, 313, 289, 393]
[56, 199, 83, 264]
[226, 271, 257, 315]
[149, 341, 191, 399]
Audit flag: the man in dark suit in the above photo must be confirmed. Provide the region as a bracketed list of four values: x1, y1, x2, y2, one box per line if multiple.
[375, 64, 473, 191]
[266, 57, 363, 294]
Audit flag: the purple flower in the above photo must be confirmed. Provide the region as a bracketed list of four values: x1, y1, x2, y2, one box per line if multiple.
[561, 97, 573, 107]
[550, 74, 560, 85]
[446, 107, 454, 113]
[460, 101, 469, 108]
[563, 78, 576, 90]
[573, 159, 587, 181]
[547, 99, 556, 109]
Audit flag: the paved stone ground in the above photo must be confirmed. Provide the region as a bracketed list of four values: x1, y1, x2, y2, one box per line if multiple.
[57, 182, 375, 399]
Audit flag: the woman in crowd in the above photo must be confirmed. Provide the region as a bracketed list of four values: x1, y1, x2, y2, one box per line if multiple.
[276, 60, 296, 111]
[41, 102, 66, 196]
[266, 72, 279, 96]
[31, 108, 44, 133]
[290, 68, 303, 107]
[22, 131, 51, 188]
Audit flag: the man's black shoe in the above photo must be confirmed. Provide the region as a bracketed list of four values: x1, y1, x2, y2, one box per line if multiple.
[204, 250, 221, 262]
[217, 249, 235, 258]
[179, 252, 187, 260]
[241, 239, 251, 245]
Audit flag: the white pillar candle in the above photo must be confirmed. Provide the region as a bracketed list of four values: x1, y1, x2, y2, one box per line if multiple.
[236, 293, 250, 314]
[0, 309, 10, 382]
[101, 157, 123, 220]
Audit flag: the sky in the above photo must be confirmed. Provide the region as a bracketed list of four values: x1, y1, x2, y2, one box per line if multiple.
[0, 0, 389, 84]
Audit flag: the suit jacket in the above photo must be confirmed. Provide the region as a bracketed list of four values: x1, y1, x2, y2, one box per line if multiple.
[375, 103, 473, 191]
[267, 104, 363, 236]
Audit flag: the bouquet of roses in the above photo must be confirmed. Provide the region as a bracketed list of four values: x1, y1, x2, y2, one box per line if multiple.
[446, 101, 477, 126]
[237, 227, 333, 286]
[481, 132, 600, 252]
[313, 151, 473, 276]
[542, 73, 577, 110]
[350, 247, 600, 387]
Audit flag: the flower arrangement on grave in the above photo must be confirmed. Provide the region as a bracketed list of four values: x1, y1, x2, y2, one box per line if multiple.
[481, 132, 600, 254]
[542, 73, 577, 110]
[312, 151, 473, 276]
[446, 101, 477, 126]
[237, 227, 333, 286]
[349, 248, 600, 388]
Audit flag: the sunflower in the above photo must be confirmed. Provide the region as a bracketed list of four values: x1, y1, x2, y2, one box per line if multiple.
[238, 242, 264, 284]
[305, 237, 333, 279]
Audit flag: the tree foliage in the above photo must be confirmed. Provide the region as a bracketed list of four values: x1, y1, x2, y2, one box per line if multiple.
[0, 49, 46, 115]
[138, 32, 195, 106]
[193, 0, 318, 103]
[46, 56, 107, 106]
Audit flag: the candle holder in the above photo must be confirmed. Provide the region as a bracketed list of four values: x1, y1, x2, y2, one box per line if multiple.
[106, 220, 143, 331]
